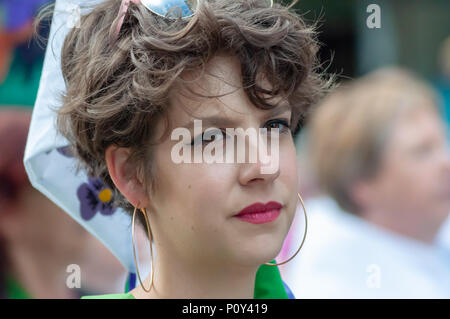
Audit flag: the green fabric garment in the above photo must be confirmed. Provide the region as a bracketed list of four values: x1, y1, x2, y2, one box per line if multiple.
[253, 260, 288, 299]
[5, 273, 31, 299]
[82, 261, 288, 299]
[82, 292, 135, 299]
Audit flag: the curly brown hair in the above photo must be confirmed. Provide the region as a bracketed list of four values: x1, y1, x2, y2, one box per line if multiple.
[37, 0, 328, 215]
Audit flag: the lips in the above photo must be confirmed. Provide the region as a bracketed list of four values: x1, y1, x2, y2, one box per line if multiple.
[234, 201, 283, 224]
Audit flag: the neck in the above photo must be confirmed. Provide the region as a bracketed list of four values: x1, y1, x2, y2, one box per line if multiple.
[360, 208, 443, 245]
[131, 250, 257, 299]
[5, 241, 78, 299]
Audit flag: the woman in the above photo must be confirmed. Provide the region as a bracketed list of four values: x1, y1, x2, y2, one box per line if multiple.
[281, 68, 450, 298]
[43, 0, 326, 298]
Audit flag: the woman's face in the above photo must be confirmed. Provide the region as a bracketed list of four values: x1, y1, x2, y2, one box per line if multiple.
[146, 55, 299, 268]
[361, 107, 450, 223]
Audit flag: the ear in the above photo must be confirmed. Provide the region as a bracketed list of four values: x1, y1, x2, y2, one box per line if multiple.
[105, 145, 150, 208]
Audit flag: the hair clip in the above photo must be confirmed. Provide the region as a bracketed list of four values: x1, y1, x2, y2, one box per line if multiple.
[113, 0, 142, 42]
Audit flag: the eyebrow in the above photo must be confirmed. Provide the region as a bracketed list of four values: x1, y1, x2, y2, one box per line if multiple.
[179, 102, 291, 129]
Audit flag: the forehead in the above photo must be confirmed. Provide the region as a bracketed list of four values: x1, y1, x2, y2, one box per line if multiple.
[167, 54, 289, 126]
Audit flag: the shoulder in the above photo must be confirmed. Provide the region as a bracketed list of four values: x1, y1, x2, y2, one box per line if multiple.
[81, 292, 135, 299]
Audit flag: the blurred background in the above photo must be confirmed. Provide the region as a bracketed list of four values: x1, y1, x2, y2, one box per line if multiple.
[0, 0, 449, 298]
[278, 0, 450, 298]
[0, 0, 129, 299]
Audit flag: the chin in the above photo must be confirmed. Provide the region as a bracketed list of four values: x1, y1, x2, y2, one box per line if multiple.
[231, 233, 286, 267]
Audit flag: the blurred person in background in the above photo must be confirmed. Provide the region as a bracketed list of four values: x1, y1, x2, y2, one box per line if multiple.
[0, 0, 53, 106]
[0, 108, 127, 298]
[434, 36, 450, 137]
[280, 68, 450, 298]
[431, 35, 450, 260]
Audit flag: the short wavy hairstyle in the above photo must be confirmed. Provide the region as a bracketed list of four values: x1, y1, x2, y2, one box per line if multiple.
[39, 0, 328, 215]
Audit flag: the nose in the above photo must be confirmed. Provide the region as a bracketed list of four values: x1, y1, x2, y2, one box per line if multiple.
[238, 159, 281, 186]
[237, 131, 281, 186]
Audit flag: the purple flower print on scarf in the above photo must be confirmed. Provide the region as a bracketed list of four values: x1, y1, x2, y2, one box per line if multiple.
[77, 177, 117, 221]
[56, 146, 117, 220]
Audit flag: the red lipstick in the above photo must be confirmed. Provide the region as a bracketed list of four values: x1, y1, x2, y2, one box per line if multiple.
[234, 201, 282, 224]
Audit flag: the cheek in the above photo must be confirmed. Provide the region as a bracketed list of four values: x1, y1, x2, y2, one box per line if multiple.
[396, 159, 438, 196]
[279, 140, 299, 190]
[377, 158, 432, 210]
[150, 160, 224, 255]
[168, 164, 235, 255]
[277, 141, 299, 227]
[185, 165, 230, 222]
[406, 161, 449, 212]
[157, 159, 233, 224]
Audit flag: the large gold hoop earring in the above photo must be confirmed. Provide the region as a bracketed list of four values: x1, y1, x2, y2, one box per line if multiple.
[131, 206, 154, 293]
[264, 193, 308, 267]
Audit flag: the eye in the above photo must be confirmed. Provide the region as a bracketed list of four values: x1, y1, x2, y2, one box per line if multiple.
[264, 118, 291, 133]
[190, 128, 226, 146]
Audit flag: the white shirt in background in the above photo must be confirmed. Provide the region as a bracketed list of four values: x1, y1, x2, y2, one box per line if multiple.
[280, 196, 450, 298]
